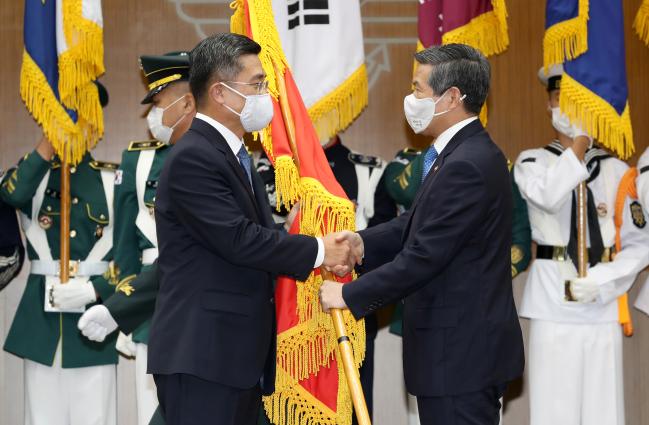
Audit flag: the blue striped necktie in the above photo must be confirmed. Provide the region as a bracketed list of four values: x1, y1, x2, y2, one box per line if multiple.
[236, 145, 253, 189]
[421, 146, 439, 183]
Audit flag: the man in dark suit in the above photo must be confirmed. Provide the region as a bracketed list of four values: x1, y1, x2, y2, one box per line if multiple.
[320, 44, 525, 425]
[148, 33, 352, 425]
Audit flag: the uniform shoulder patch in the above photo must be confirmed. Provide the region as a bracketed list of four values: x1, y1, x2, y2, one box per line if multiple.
[128, 140, 164, 151]
[90, 160, 119, 171]
[630, 201, 647, 229]
[349, 152, 381, 168]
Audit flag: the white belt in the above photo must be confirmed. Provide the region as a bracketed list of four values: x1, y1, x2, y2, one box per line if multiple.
[142, 248, 159, 266]
[30, 259, 109, 277]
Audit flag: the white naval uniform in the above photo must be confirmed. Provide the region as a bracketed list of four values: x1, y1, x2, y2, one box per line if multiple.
[633, 148, 649, 315]
[515, 141, 649, 425]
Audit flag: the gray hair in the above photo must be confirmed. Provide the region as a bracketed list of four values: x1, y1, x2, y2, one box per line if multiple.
[414, 44, 490, 114]
[189, 33, 261, 106]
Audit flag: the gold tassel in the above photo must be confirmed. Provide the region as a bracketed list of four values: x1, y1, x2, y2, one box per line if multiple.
[20, 51, 86, 163]
[307, 64, 369, 142]
[543, 0, 589, 71]
[442, 0, 510, 57]
[634, 0, 649, 47]
[57, 0, 105, 163]
[273, 156, 301, 211]
[559, 72, 634, 159]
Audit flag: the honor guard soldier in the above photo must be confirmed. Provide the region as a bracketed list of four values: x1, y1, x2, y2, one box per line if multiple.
[514, 65, 649, 425]
[632, 148, 649, 316]
[103, 52, 194, 425]
[1, 83, 120, 425]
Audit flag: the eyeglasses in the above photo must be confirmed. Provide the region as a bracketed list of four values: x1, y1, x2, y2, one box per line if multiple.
[224, 79, 269, 94]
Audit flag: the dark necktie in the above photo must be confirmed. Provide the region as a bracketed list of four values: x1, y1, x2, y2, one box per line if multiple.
[567, 186, 604, 269]
[236, 145, 253, 189]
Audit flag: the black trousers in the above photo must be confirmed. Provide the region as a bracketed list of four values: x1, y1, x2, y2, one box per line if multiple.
[154, 373, 261, 425]
[417, 384, 506, 425]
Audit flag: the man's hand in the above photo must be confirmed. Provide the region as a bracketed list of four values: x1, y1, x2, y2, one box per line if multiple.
[52, 280, 97, 310]
[36, 136, 55, 161]
[319, 280, 347, 312]
[322, 232, 353, 276]
[78, 304, 118, 342]
[335, 231, 364, 266]
[570, 276, 600, 303]
[571, 125, 592, 161]
[284, 202, 300, 232]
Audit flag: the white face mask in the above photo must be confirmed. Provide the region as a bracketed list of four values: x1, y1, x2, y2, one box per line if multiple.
[220, 82, 274, 132]
[550, 107, 574, 138]
[403, 90, 465, 134]
[146, 95, 188, 144]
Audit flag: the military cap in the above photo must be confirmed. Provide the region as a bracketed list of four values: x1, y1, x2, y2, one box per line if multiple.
[139, 51, 190, 104]
[537, 64, 563, 92]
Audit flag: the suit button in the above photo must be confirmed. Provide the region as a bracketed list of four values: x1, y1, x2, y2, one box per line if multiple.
[270, 297, 274, 304]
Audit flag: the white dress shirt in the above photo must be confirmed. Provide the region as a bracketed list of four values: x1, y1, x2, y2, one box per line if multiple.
[194, 113, 325, 267]
[431, 116, 478, 161]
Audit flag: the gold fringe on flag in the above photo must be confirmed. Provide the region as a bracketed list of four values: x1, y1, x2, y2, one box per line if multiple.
[57, 0, 105, 163]
[442, 0, 509, 57]
[634, 0, 649, 47]
[273, 155, 301, 211]
[543, 0, 589, 71]
[20, 51, 83, 161]
[264, 365, 355, 425]
[559, 72, 634, 159]
[308, 64, 368, 142]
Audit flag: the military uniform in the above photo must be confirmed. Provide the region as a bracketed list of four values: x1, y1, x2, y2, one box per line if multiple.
[633, 148, 649, 315]
[1, 150, 119, 425]
[0, 168, 24, 290]
[109, 52, 190, 425]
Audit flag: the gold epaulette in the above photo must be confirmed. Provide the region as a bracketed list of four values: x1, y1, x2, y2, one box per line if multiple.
[128, 140, 164, 151]
[90, 160, 119, 171]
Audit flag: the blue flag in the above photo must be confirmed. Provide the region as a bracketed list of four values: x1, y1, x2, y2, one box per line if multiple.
[20, 0, 104, 165]
[544, 0, 633, 158]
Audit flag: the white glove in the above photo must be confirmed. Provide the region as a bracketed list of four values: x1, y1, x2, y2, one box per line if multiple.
[78, 304, 118, 342]
[115, 332, 137, 358]
[570, 276, 600, 303]
[51, 280, 97, 310]
[572, 125, 594, 148]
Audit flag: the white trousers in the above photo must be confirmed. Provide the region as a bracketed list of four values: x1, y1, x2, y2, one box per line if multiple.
[24, 345, 116, 425]
[407, 392, 420, 425]
[135, 343, 159, 425]
[529, 320, 624, 425]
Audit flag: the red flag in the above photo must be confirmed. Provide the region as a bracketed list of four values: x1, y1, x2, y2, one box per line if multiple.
[231, 1, 365, 424]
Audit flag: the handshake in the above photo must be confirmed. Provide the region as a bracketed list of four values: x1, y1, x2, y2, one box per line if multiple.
[321, 230, 364, 277]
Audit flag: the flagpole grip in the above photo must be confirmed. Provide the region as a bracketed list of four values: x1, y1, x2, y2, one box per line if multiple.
[323, 270, 372, 425]
[577, 181, 588, 277]
[60, 149, 71, 283]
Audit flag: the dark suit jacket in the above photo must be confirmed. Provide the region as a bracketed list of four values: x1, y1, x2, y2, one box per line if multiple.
[148, 118, 318, 395]
[343, 119, 524, 397]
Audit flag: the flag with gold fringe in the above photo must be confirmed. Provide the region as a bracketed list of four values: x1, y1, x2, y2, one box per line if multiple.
[416, 0, 509, 125]
[270, 0, 367, 142]
[20, 0, 104, 165]
[231, 1, 365, 424]
[634, 0, 649, 47]
[544, 0, 634, 159]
